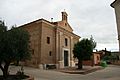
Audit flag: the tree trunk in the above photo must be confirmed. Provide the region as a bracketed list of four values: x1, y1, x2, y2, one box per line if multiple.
[78, 60, 82, 69]
[3, 68, 9, 78]
[15, 60, 19, 66]
[2, 62, 10, 79]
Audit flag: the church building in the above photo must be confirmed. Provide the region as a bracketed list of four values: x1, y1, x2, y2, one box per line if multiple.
[20, 11, 80, 69]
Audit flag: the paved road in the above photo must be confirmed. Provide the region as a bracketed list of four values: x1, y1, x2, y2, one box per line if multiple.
[0, 65, 120, 80]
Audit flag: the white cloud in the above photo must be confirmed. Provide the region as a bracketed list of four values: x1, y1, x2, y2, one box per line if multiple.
[0, 0, 118, 51]
[96, 43, 119, 51]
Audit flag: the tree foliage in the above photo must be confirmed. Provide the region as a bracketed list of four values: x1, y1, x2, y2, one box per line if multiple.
[0, 20, 31, 78]
[102, 50, 119, 63]
[73, 37, 96, 69]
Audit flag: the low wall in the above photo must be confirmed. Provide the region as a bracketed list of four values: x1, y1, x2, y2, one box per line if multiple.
[112, 60, 120, 65]
[83, 60, 93, 66]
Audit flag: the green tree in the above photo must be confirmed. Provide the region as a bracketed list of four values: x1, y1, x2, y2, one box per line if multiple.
[0, 20, 31, 78]
[102, 49, 118, 63]
[73, 37, 96, 69]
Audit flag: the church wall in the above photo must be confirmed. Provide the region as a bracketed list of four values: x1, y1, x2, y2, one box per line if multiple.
[40, 22, 56, 64]
[22, 22, 42, 68]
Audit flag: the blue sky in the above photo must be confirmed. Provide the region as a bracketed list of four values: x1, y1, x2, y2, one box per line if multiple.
[0, 0, 118, 51]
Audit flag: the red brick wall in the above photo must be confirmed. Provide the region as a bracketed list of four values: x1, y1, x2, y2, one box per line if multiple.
[82, 60, 93, 66]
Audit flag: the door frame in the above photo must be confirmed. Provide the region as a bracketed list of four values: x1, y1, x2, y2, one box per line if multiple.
[64, 50, 69, 66]
[62, 48, 70, 67]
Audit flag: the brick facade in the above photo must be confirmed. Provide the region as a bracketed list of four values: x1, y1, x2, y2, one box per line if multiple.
[20, 12, 80, 69]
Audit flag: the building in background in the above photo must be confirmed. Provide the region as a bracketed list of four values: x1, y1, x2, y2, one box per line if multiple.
[111, 0, 120, 51]
[20, 11, 80, 69]
[82, 52, 101, 66]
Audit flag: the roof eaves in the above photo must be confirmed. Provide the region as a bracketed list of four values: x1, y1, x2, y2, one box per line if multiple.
[111, 0, 119, 8]
[18, 18, 55, 28]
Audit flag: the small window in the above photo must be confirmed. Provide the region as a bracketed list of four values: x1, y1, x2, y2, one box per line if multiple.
[97, 56, 99, 60]
[65, 38, 68, 46]
[65, 23, 67, 26]
[49, 51, 52, 56]
[47, 37, 50, 44]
